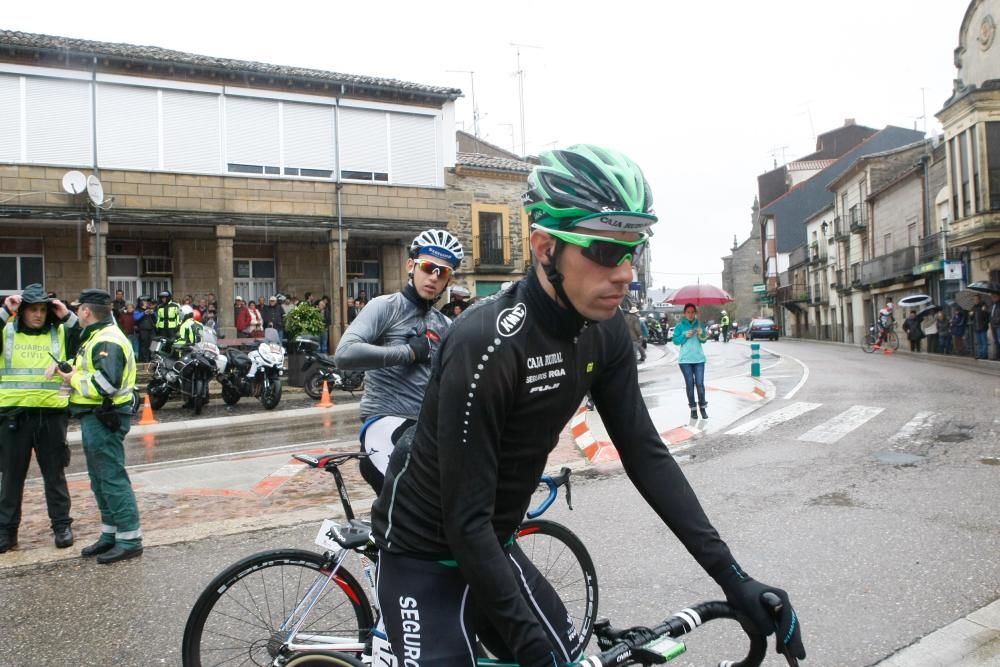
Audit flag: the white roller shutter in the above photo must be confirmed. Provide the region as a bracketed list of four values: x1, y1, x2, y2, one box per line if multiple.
[96, 83, 158, 170]
[390, 112, 438, 186]
[0, 75, 20, 162]
[339, 107, 388, 175]
[283, 102, 334, 173]
[163, 90, 221, 173]
[25, 77, 91, 165]
[225, 96, 279, 168]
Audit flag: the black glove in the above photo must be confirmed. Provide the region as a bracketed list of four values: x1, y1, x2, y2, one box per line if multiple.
[406, 333, 430, 364]
[718, 564, 805, 660]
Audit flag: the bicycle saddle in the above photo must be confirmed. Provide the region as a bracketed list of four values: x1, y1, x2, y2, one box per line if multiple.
[322, 519, 371, 549]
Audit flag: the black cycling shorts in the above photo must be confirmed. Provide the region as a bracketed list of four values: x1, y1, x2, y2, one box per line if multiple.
[376, 545, 583, 667]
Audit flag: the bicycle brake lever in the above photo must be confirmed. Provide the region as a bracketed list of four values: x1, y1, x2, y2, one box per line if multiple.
[761, 592, 799, 667]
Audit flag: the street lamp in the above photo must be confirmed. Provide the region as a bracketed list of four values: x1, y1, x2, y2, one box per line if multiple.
[821, 221, 828, 236]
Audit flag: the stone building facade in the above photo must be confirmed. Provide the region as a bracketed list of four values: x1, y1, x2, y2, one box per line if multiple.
[721, 198, 763, 326]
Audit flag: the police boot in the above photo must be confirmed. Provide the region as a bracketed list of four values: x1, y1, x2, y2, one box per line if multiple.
[96, 545, 144, 564]
[81, 539, 116, 557]
[0, 532, 17, 553]
[54, 526, 74, 549]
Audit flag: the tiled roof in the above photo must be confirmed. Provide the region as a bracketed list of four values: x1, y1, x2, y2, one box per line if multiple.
[760, 126, 926, 253]
[0, 30, 461, 101]
[456, 152, 532, 174]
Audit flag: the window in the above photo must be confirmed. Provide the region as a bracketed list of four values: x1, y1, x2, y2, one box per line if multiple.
[959, 130, 971, 216]
[0, 74, 20, 162]
[107, 240, 173, 302]
[0, 256, 44, 294]
[907, 221, 918, 247]
[987, 122, 1000, 211]
[390, 112, 438, 186]
[233, 258, 276, 304]
[284, 101, 335, 177]
[25, 77, 91, 166]
[971, 124, 981, 213]
[163, 90, 221, 173]
[949, 137, 960, 220]
[226, 96, 280, 176]
[96, 83, 158, 170]
[472, 203, 510, 267]
[883, 233, 892, 255]
[339, 107, 388, 182]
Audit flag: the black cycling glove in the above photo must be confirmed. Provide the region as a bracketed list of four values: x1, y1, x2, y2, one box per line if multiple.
[406, 333, 430, 364]
[718, 563, 806, 660]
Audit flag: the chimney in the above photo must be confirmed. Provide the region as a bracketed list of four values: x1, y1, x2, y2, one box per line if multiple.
[844, 118, 856, 127]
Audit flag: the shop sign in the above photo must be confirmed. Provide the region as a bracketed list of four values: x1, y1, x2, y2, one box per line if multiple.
[752, 283, 767, 293]
[943, 260, 963, 281]
[913, 260, 942, 275]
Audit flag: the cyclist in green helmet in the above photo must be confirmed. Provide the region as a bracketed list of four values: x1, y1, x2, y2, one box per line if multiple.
[372, 145, 806, 666]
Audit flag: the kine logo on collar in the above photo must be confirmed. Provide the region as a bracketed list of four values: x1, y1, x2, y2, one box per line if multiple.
[496, 302, 527, 337]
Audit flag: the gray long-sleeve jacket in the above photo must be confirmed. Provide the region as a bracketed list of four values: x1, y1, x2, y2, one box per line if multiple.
[334, 286, 451, 420]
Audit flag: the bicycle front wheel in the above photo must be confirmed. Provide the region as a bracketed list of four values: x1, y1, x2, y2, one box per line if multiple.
[861, 334, 875, 353]
[516, 519, 599, 653]
[182, 549, 374, 667]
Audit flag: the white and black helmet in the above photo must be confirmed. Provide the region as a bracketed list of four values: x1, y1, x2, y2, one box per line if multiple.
[409, 229, 464, 268]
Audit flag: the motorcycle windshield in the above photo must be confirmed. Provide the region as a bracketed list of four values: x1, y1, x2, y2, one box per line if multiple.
[200, 328, 219, 346]
[263, 327, 281, 345]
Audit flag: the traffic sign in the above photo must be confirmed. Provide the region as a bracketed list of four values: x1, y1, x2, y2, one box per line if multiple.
[759, 295, 774, 304]
[752, 283, 766, 293]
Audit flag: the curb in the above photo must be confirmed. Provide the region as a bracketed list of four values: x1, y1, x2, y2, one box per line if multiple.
[777, 336, 1000, 377]
[67, 402, 361, 445]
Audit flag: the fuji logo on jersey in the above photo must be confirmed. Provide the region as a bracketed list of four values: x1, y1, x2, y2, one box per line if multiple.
[496, 302, 527, 337]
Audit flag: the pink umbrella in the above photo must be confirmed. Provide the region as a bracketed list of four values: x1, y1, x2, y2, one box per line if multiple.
[669, 284, 733, 306]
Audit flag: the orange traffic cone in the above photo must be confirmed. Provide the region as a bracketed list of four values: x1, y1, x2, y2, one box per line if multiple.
[316, 380, 334, 408]
[138, 393, 159, 425]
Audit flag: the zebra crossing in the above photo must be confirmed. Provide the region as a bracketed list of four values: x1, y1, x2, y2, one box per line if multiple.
[724, 401, 960, 446]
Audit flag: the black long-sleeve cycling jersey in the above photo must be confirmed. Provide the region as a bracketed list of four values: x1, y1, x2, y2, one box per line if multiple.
[372, 270, 735, 667]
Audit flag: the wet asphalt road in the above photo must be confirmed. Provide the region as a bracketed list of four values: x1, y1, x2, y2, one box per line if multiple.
[2, 339, 998, 666]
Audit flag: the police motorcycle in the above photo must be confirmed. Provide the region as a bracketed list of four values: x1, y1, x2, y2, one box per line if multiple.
[147, 328, 225, 415]
[295, 335, 365, 399]
[217, 327, 284, 410]
[646, 315, 667, 344]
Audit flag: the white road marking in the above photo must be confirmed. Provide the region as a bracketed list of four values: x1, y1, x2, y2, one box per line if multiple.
[888, 412, 937, 450]
[725, 401, 822, 435]
[797, 405, 885, 444]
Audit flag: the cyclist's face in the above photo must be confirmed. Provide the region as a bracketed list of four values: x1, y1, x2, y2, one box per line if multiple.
[534, 229, 637, 321]
[408, 253, 451, 300]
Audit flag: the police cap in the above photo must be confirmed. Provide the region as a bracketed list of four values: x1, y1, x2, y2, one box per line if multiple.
[77, 289, 112, 306]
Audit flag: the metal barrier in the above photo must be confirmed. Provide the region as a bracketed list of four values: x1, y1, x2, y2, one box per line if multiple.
[751, 343, 761, 377]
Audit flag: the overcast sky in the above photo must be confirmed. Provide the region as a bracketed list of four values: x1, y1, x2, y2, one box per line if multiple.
[5, 0, 970, 290]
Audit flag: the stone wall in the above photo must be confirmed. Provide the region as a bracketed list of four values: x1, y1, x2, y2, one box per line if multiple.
[0, 164, 449, 222]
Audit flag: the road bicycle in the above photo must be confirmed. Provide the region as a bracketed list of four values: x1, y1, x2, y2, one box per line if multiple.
[269, 593, 794, 667]
[181, 452, 598, 667]
[861, 323, 899, 353]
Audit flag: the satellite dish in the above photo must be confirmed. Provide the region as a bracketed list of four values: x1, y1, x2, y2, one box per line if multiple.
[86, 175, 105, 207]
[62, 171, 87, 195]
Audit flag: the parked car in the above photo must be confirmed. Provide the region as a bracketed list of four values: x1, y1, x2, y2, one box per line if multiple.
[748, 318, 779, 341]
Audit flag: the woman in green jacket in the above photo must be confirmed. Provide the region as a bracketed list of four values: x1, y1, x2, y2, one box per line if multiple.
[673, 303, 709, 420]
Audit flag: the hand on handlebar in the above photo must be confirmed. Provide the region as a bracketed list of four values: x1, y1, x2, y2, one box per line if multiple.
[719, 566, 805, 661]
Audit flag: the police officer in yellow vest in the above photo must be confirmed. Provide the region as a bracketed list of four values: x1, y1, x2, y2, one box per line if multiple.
[0, 284, 80, 553]
[720, 310, 731, 343]
[57, 289, 142, 564]
[154, 290, 181, 339]
[175, 304, 203, 353]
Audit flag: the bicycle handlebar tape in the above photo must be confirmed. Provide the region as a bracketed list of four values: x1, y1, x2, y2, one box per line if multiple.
[750, 343, 760, 377]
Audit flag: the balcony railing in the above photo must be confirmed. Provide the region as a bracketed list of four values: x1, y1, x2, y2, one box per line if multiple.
[919, 231, 946, 262]
[860, 246, 918, 286]
[849, 207, 868, 232]
[788, 244, 809, 268]
[475, 236, 509, 268]
[808, 242, 828, 265]
[809, 282, 828, 305]
[833, 216, 850, 241]
[850, 262, 862, 286]
[777, 282, 809, 303]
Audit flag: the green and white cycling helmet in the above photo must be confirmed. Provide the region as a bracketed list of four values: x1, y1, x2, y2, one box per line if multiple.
[523, 144, 657, 233]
